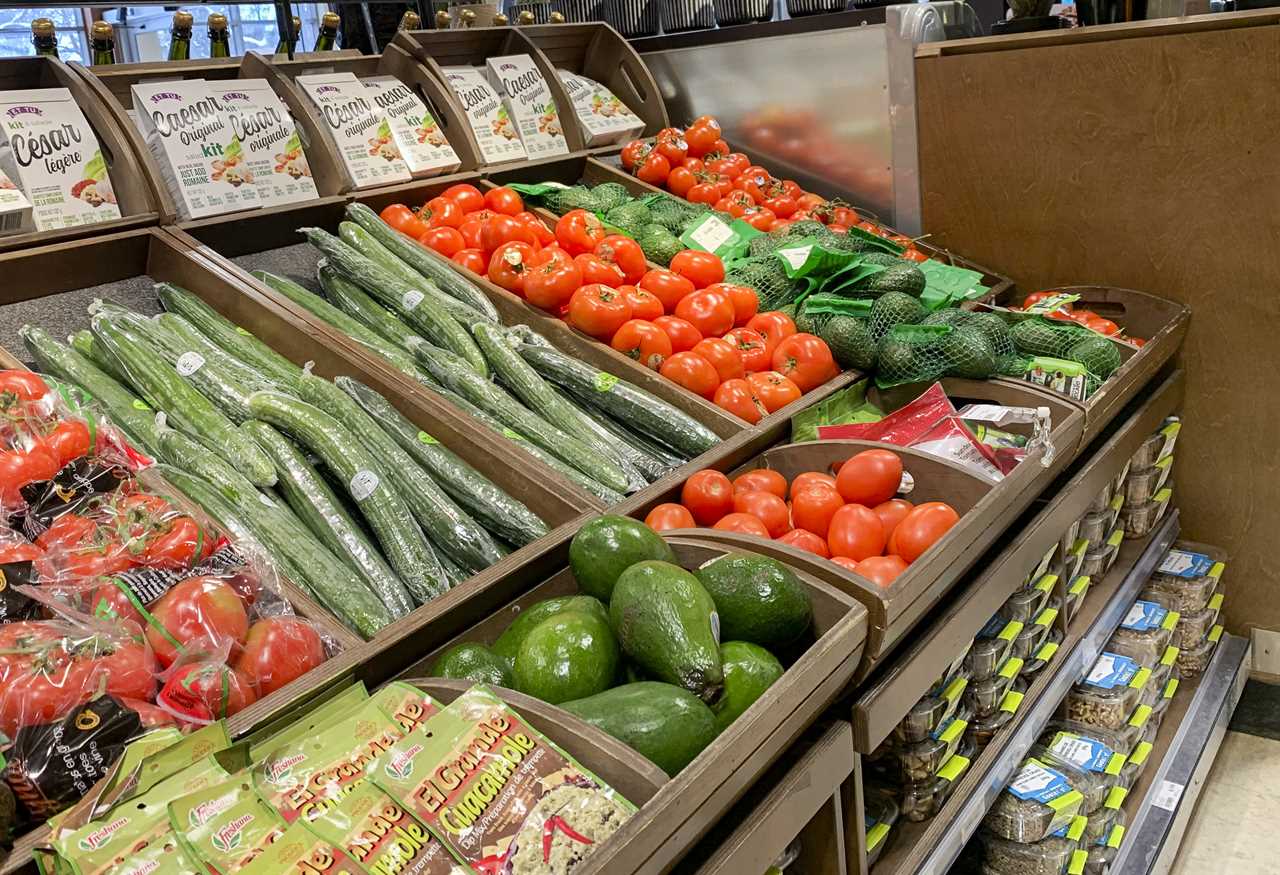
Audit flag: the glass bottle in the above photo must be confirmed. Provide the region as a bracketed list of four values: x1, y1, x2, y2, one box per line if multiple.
[91, 21, 116, 65]
[31, 19, 58, 57]
[208, 12, 231, 58]
[399, 10, 421, 30]
[273, 15, 302, 54]
[313, 11, 340, 50]
[168, 10, 193, 61]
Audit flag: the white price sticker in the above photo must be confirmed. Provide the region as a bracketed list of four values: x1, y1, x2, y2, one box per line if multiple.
[1151, 779, 1184, 812]
[350, 469, 380, 501]
[257, 492, 276, 508]
[401, 289, 424, 311]
[175, 351, 206, 377]
[777, 245, 812, 270]
[1086, 653, 1119, 684]
[688, 216, 734, 253]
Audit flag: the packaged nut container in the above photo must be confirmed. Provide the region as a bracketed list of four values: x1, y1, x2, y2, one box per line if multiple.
[1086, 820, 1126, 875]
[1023, 628, 1065, 681]
[1079, 544, 1113, 580]
[1060, 516, 1083, 558]
[980, 814, 1087, 875]
[1065, 577, 1090, 625]
[900, 739, 974, 823]
[1086, 481, 1114, 514]
[1130, 417, 1181, 468]
[967, 681, 1024, 749]
[896, 671, 968, 744]
[1108, 599, 1178, 667]
[983, 757, 1085, 843]
[1149, 646, 1180, 693]
[966, 657, 1024, 718]
[1085, 805, 1126, 847]
[1064, 539, 1090, 583]
[1013, 607, 1058, 660]
[1032, 745, 1116, 816]
[1000, 574, 1056, 624]
[1065, 652, 1150, 731]
[1079, 510, 1111, 546]
[1177, 626, 1222, 678]
[864, 782, 900, 866]
[1171, 592, 1223, 649]
[1119, 488, 1172, 540]
[1143, 543, 1225, 614]
[1150, 671, 1178, 723]
[896, 710, 968, 783]
[1118, 736, 1155, 790]
[968, 617, 1023, 680]
[1039, 728, 1127, 817]
[1122, 465, 1164, 505]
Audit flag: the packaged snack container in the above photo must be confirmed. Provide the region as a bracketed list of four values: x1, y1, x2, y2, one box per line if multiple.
[1086, 481, 1114, 514]
[442, 66, 529, 164]
[1117, 736, 1154, 790]
[1063, 577, 1089, 626]
[895, 671, 968, 744]
[896, 711, 968, 782]
[1177, 626, 1222, 678]
[980, 814, 1086, 875]
[1032, 745, 1116, 816]
[968, 617, 1022, 680]
[296, 72, 412, 188]
[1130, 418, 1179, 468]
[1000, 574, 1055, 624]
[1065, 652, 1149, 731]
[967, 682, 1023, 749]
[1060, 517, 1083, 560]
[900, 739, 974, 822]
[1079, 510, 1111, 546]
[1143, 544, 1224, 614]
[1122, 465, 1164, 505]
[1171, 592, 1223, 649]
[485, 55, 571, 159]
[361, 75, 461, 177]
[983, 757, 1085, 843]
[1022, 628, 1065, 681]
[1108, 599, 1177, 667]
[1085, 806, 1126, 848]
[864, 782, 900, 866]
[1120, 489, 1172, 539]
[966, 657, 1024, 718]
[1012, 607, 1057, 660]
[1080, 544, 1113, 579]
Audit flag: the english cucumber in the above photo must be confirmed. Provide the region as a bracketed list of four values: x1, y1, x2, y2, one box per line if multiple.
[69, 329, 129, 384]
[316, 262, 427, 354]
[553, 385, 674, 483]
[156, 312, 285, 393]
[246, 390, 449, 604]
[242, 419, 414, 618]
[335, 375, 548, 547]
[345, 202, 499, 322]
[518, 343, 720, 458]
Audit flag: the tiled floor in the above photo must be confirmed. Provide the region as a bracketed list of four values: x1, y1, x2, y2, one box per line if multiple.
[1170, 731, 1280, 874]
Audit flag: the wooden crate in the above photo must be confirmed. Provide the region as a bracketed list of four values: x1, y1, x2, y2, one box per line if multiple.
[0, 57, 161, 253]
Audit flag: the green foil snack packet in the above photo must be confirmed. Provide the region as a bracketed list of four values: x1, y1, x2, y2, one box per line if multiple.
[169, 776, 286, 873]
[249, 683, 370, 764]
[369, 681, 443, 736]
[239, 820, 362, 875]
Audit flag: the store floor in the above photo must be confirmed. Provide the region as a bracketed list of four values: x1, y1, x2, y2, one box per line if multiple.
[1171, 681, 1280, 874]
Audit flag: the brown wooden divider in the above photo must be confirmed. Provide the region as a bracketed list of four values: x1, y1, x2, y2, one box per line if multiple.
[0, 56, 160, 253]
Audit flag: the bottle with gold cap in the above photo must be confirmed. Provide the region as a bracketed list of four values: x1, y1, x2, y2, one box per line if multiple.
[91, 21, 116, 65]
[549, 10, 566, 22]
[273, 16, 302, 54]
[31, 18, 58, 57]
[516, 10, 535, 25]
[167, 10, 193, 60]
[434, 9, 452, 29]
[493, 12, 509, 25]
[313, 11, 340, 50]
[398, 10, 421, 30]
[208, 12, 231, 58]
[459, 8, 477, 27]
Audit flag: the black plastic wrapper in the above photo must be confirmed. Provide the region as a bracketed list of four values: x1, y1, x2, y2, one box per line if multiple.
[18, 460, 128, 541]
[0, 560, 40, 624]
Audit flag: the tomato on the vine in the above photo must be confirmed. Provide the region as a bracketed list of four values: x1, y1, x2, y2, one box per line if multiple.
[667, 166, 698, 199]
[692, 338, 744, 382]
[423, 196, 463, 229]
[669, 250, 725, 289]
[684, 119, 722, 158]
[621, 285, 663, 321]
[523, 257, 582, 310]
[659, 352, 721, 399]
[620, 139, 650, 170]
[639, 268, 695, 311]
[635, 152, 671, 186]
[488, 241, 536, 293]
[653, 315, 703, 353]
[686, 182, 721, 205]
[232, 618, 325, 697]
[594, 235, 647, 284]
[43, 420, 90, 467]
[797, 193, 827, 213]
[419, 226, 465, 258]
[746, 371, 802, 412]
[441, 183, 485, 213]
[611, 320, 672, 370]
[741, 208, 776, 232]
[568, 284, 632, 339]
[681, 469, 734, 526]
[675, 289, 735, 338]
[762, 195, 797, 219]
[452, 248, 487, 274]
[0, 370, 48, 401]
[901, 247, 929, 263]
[484, 186, 524, 215]
[772, 333, 838, 392]
[145, 576, 249, 668]
[707, 152, 749, 178]
[713, 378, 767, 424]
[654, 128, 688, 164]
[555, 209, 607, 255]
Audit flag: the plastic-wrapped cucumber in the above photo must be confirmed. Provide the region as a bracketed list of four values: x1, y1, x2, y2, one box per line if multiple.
[345, 201, 499, 322]
[414, 344, 630, 494]
[517, 343, 720, 458]
[155, 282, 300, 386]
[591, 406, 688, 467]
[89, 310, 276, 486]
[156, 312, 285, 394]
[553, 386, 673, 483]
[294, 371, 504, 573]
[335, 376, 548, 547]
[316, 262, 427, 354]
[68, 329, 129, 384]
[242, 419, 414, 618]
[246, 390, 450, 604]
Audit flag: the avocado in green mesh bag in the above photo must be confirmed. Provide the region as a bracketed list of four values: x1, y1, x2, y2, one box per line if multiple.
[546, 185, 600, 214]
[605, 201, 652, 234]
[647, 198, 690, 234]
[1009, 318, 1065, 357]
[857, 263, 927, 298]
[938, 327, 998, 379]
[861, 252, 905, 268]
[877, 325, 948, 387]
[785, 220, 829, 240]
[1067, 334, 1122, 378]
[636, 224, 683, 265]
[795, 304, 832, 336]
[868, 292, 927, 340]
[962, 311, 1016, 357]
[822, 316, 878, 371]
[591, 182, 632, 213]
[727, 255, 799, 312]
[749, 233, 785, 257]
[922, 308, 971, 327]
[824, 233, 869, 255]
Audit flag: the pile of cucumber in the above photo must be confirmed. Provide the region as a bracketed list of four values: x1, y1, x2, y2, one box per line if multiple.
[19, 287, 551, 640]
[254, 203, 719, 505]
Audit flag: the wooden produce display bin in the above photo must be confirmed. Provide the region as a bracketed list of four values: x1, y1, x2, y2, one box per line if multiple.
[0, 57, 161, 253]
[361, 531, 868, 875]
[69, 52, 348, 215]
[985, 284, 1190, 450]
[623, 378, 1084, 675]
[393, 25, 590, 159]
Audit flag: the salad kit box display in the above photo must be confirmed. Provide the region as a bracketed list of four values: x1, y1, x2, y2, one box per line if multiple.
[295, 72, 413, 189]
[361, 75, 461, 177]
[557, 69, 645, 147]
[483, 55, 570, 160]
[205, 78, 319, 207]
[441, 66, 529, 165]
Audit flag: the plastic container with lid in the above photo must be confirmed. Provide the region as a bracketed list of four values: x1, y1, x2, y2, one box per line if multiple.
[1131, 418, 1180, 469]
[1086, 806, 1127, 850]
[1103, 530, 1124, 574]
[1000, 575, 1055, 624]
[1171, 592, 1223, 649]
[1086, 481, 1114, 514]
[900, 739, 974, 822]
[1108, 599, 1177, 667]
[1064, 539, 1090, 583]
[1023, 628, 1065, 681]
[1150, 670, 1179, 724]
[1060, 517, 1083, 558]
[1065, 652, 1149, 731]
[1065, 577, 1091, 625]
[968, 617, 1023, 680]
[980, 814, 1087, 875]
[1080, 543, 1114, 579]
[1149, 646, 1180, 693]
[896, 672, 969, 744]
[897, 710, 969, 782]
[1013, 607, 1058, 660]
[983, 757, 1085, 843]
[1032, 744, 1118, 816]
[1118, 737, 1155, 790]
[1120, 489, 1172, 539]
[864, 782, 900, 866]
[1144, 543, 1225, 614]
[1177, 626, 1222, 678]
[968, 680, 1025, 749]
[1122, 463, 1168, 505]
[966, 657, 1024, 718]
[1085, 817, 1126, 875]
[1079, 510, 1111, 546]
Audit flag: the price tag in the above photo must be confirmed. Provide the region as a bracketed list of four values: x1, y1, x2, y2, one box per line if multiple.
[1151, 779, 1184, 812]
[175, 351, 205, 376]
[777, 245, 813, 270]
[687, 215, 734, 252]
[350, 469, 380, 500]
[401, 289, 424, 310]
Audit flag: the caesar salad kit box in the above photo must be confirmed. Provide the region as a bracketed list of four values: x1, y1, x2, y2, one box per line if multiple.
[361, 75, 461, 177]
[557, 69, 645, 146]
[296, 72, 412, 189]
[131, 79, 246, 220]
[207, 78, 319, 207]
[0, 87, 122, 232]
[440, 65, 528, 165]
[483, 55, 570, 160]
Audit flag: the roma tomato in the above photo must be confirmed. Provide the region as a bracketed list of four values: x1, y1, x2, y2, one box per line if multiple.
[523, 258, 582, 310]
[569, 284, 633, 339]
[611, 320, 672, 370]
[856, 555, 907, 588]
[419, 226, 465, 258]
[681, 469, 734, 526]
[827, 504, 885, 562]
[732, 468, 787, 499]
[652, 316, 703, 353]
[659, 352, 721, 400]
[693, 338, 745, 382]
[636, 151, 671, 186]
[482, 214, 537, 251]
[574, 253, 626, 287]
[621, 285, 663, 321]
[772, 333, 838, 392]
[645, 503, 696, 532]
[146, 576, 249, 668]
[442, 183, 485, 213]
[667, 166, 698, 199]
[733, 491, 790, 538]
[837, 449, 903, 507]
[488, 242, 536, 294]
[556, 209, 607, 255]
[791, 485, 844, 539]
[232, 618, 326, 697]
[713, 378, 766, 424]
[595, 235, 647, 284]
[790, 471, 837, 496]
[452, 248, 487, 274]
[724, 327, 770, 372]
[746, 371, 802, 413]
[423, 196, 463, 229]
[872, 499, 914, 545]
[747, 311, 797, 356]
[670, 250, 725, 289]
[713, 513, 771, 538]
[778, 528, 829, 559]
[890, 502, 960, 564]
[639, 269, 696, 312]
[484, 186, 524, 215]
[674, 289, 735, 339]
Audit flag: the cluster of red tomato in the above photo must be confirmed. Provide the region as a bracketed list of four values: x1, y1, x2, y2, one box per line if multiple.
[0, 370, 92, 506]
[619, 115, 927, 261]
[645, 449, 961, 588]
[1018, 292, 1144, 345]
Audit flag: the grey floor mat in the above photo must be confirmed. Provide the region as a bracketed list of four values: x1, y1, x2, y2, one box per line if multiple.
[1229, 678, 1280, 740]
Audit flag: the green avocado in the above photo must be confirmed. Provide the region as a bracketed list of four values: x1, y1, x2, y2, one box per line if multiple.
[561, 682, 717, 777]
[821, 315, 878, 371]
[714, 642, 785, 734]
[939, 326, 998, 379]
[877, 334, 926, 379]
[609, 560, 724, 704]
[860, 264, 926, 298]
[694, 552, 813, 650]
[491, 595, 609, 667]
[860, 252, 905, 268]
[922, 308, 971, 327]
[591, 182, 632, 213]
[512, 610, 619, 705]
[869, 291, 927, 339]
[1009, 318, 1065, 357]
[569, 515, 676, 602]
[431, 643, 513, 688]
[1067, 334, 1122, 378]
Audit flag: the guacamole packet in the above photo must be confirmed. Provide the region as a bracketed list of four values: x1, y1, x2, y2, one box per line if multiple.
[238, 820, 361, 875]
[308, 780, 466, 875]
[169, 777, 286, 873]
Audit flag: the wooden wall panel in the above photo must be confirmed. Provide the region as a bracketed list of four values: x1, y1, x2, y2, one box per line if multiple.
[913, 13, 1280, 636]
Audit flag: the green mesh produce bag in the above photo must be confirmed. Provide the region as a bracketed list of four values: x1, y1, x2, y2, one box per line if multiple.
[875, 323, 1005, 386]
[1008, 316, 1123, 378]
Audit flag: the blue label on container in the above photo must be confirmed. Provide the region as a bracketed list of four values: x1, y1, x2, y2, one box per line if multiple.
[1121, 600, 1168, 632]
[1008, 759, 1072, 803]
[1158, 549, 1214, 578]
[1084, 652, 1140, 689]
[1049, 731, 1114, 773]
